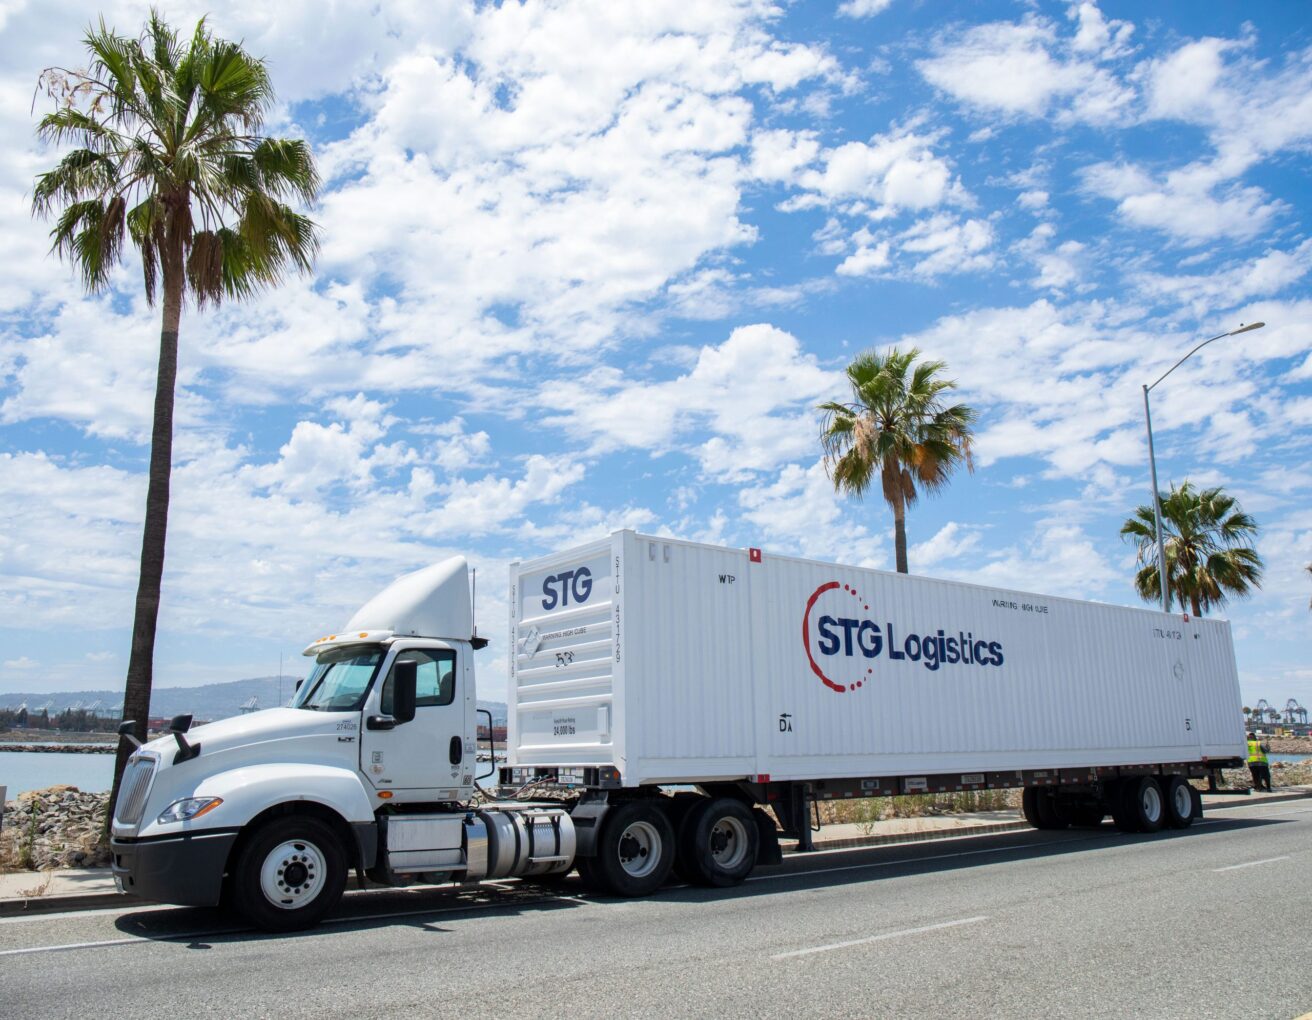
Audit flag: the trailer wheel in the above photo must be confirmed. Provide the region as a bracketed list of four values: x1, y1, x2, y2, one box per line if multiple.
[1116, 777, 1165, 833]
[588, 800, 675, 897]
[1021, 787, 1043, 828]
[1164, 777, 1195, 829]
[679, 798, 759, 887]
[230, 816, 347, 932]
[1022, 788, 1068, 830]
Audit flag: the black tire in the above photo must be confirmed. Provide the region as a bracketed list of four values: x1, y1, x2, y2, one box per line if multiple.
[1021, 787, 1044, 828]
[1022, 788, 1068, 830]
[1164, 777, 1195, 829]
[667, 794, 706, 885]
[679, 797, 759, 888]
[588, 799, 675, 897]
[230, 816, 348, 932]
[1118, 777, 1165, 834]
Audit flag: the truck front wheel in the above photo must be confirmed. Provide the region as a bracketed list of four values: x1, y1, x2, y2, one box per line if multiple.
[230, 816, 348, 932]
[584, 800, 675, 897]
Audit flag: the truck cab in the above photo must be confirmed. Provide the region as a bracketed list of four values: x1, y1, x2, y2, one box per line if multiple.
[109, 557, 575, 931]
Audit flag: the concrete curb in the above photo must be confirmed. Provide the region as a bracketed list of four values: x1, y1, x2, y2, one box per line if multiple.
[3, 788, 1307, 918]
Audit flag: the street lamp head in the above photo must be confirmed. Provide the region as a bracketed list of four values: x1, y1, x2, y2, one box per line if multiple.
[1229, 321, 1264, 335]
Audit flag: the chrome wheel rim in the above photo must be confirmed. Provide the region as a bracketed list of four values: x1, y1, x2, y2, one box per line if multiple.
[709, 816, 750, 871]
[1172, 783, 1192, 820]
[1141, 785, 1162, 824]
[260, 839, 326, 910]
[616, 820, 661, 879]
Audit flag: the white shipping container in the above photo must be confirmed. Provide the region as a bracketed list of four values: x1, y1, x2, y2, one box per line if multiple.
[508, 532, 1245, 787]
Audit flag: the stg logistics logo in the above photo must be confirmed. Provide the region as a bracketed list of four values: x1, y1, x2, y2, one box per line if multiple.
[802, 580, 1005, 693]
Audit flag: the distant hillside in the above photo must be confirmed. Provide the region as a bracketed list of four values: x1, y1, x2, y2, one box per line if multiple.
[0, 677, 507, 726]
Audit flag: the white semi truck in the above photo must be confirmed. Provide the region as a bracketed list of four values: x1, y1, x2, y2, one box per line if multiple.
[110, 531, 1246, 931]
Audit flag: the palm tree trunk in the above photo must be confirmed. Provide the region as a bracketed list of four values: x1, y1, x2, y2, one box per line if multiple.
[894, 504, 908, 574]
[1190, 593, 1202, 618]
[103, 251, 182, 840]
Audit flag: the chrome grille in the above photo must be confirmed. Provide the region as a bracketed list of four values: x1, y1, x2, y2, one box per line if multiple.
[113, 755, 157, 827]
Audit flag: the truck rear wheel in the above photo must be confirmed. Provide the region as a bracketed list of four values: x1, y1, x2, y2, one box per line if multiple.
[585, 799, 675, 897]
[680, 797, 759, 887]
[230, 816, 347, 932]
[1164, 777, 1196, 829]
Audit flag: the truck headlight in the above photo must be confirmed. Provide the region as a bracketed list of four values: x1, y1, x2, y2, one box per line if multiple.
[156, 797, 224, 824]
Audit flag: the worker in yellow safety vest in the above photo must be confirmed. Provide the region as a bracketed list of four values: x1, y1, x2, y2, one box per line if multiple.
[1246, 732, 1272, 791]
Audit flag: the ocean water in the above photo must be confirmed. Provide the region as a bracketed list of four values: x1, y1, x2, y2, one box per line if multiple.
[0, 751, 113, 799]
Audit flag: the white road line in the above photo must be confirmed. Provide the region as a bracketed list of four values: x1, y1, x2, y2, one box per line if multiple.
[772, 916, 988, 960]
[1212, 855, 1291, 873]
[0, 936, 149, 958]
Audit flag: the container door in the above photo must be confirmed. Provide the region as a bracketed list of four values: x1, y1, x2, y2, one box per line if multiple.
[511, 541, 618, 767]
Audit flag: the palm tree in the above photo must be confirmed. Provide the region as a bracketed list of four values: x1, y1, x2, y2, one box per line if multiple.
[819, 347, 977, 574]
[1120, 481, 1262, 617]
[32, 12, 320, 815]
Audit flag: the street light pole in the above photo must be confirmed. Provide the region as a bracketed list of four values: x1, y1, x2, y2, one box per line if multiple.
[1141, 321, 1265, 613]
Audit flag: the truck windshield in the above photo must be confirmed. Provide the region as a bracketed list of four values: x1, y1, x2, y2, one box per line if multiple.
[294, 646, 384, 712]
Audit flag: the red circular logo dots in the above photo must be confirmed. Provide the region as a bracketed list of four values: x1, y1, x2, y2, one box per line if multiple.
[802, 580, 874, 695]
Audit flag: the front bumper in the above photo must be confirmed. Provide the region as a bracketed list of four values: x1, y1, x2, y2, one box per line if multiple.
[111, 828, 239, 907]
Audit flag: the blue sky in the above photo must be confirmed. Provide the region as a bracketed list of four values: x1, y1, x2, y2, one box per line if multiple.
[1, 1, 1309, 712]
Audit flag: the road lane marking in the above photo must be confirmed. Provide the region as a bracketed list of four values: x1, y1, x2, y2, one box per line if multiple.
[0, 936, 148, 957]
[1212, 856, 1291, 872]
[771, 916, 988, 960]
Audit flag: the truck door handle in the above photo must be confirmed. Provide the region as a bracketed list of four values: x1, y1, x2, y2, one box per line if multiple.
[449, 735, 463, 765]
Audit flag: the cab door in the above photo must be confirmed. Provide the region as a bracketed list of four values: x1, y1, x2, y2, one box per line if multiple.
[359, 642, 470, 799]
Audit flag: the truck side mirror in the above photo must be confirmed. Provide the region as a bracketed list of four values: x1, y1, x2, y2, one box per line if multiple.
[392, 659, 418, 725]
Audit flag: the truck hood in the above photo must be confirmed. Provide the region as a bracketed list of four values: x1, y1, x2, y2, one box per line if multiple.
[143, 707, 357, 760]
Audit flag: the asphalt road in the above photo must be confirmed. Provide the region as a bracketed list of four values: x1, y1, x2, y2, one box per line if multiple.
[3, 798, 1309, 1020]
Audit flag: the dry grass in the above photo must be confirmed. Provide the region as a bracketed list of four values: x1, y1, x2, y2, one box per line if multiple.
[16, 871, 53, 898]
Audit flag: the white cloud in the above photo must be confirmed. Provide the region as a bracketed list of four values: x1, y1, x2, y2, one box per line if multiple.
[1017, 189, 1049, 211]
[836, 241, 892, 277]
[544, 323, 840, 479]
[1081, 159, 1283, 245]
[748, 127, 821, 184]
[1016, 224, 1089, 292]
[964, 522, 1120, 598]
[1067, 2, 1134, 59]
[1133, 240, 1312, 314]
[898, 215, 995, 277]
[794, 128, 966, 215]
[738, 461, 886, 566]
[4, 656, 39, 670]
[909, 521, 983, 570]
[837, 0, 894, 19]
[917, 15, 1134, 125]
